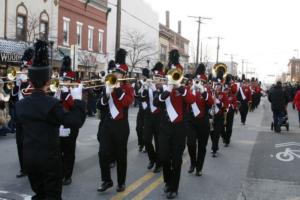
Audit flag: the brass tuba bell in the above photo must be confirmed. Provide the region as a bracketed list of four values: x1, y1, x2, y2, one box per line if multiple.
[212, 63, 228, 79]
[167, 68, 184, 86]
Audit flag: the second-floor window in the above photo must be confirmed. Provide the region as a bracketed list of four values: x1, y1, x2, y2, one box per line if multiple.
[88, 26, 94, 51]
[160, 45, 167, 62]
[63, 17, 70, 45]
[16, 15, 27, 41]
[40, 21, 48, 40]
[76, 22, 83, 48]
[98, 30, 104, 53]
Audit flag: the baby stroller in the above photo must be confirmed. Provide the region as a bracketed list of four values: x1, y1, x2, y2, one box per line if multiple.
[271, 111, 289, 132]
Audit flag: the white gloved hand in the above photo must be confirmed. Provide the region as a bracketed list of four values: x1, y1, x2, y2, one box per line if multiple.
[105, 85, 112, 97]
[198, 84, 205, 94]
[70, 84, 83, 100]
[54, 89, 61, 100]
[19, 74, 28, 82]
[61, 86, 69, 93]
[16, 77, 22, 87]
[167, 84, 174, 92]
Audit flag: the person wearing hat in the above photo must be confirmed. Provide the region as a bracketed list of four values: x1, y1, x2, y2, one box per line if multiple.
[168, 49, 183, 72]
[237, 77, 252, 125]
[210, 83, 229, 157]
[221, 78, 238, 147]
[15, 40, 86, 199]
[187, 63, 214, 176]
[140, 67, 162, 173]
[97, 49, 134, 193]
[154, 62, 195, 198]
[134, 68, 149, 153]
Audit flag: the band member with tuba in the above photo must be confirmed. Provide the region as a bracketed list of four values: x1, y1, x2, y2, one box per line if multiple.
[98, 49, 134, 193]
[15, 40, 86, 199]
[187, 63, 214, 176]
[154, 50, 195, 199]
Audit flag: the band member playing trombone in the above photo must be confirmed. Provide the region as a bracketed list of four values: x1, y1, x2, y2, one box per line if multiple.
[15, 40, 86, 199]
[187, 64, 214, 176]
[98, 49, 134, 193]
[154, 50, 195, 199]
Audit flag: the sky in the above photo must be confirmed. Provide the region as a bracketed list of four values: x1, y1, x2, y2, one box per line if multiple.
[143, 0, 300, 83]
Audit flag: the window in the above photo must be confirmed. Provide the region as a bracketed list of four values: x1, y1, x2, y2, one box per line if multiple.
[160, 45, 167, 62]
[88, 26, 94, 50]
[76, 22, 83, 48]
[63, 17, 70, 45]
[40, 21, 48, 40]
[98, 30, 104, 53]
[16, 15, 26, 41]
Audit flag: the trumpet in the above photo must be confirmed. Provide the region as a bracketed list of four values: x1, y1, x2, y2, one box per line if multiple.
[7, 68, 27, 81]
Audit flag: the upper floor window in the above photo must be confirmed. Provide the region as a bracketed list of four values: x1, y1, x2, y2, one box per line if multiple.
[16, 15, 27, 41]
[160, 45, 167, 62]
[63, 17, 70, 46]
[98, 29, 104, 53]
[39, 11, 49, 40]
[76, 22, 83, 48]
[16, 3, 28, 41]
[88, 26, 94, 51]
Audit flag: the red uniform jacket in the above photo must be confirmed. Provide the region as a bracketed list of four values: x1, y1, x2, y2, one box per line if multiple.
[293, 90, 300, 112]
[228, 94, 238, 111]
[215, 91, 229, 115]
[191, 91, 214, 119]
[101, 83, 134, 120]
[156, 86, 195, 123]
[238, 86, 252, 102]
[230, 82, 238, 94]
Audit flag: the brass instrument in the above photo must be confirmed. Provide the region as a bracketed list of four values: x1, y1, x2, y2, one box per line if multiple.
[212, 63, 228, 79]
[7, 67, 27, 81]
[166, 69, 184, 86]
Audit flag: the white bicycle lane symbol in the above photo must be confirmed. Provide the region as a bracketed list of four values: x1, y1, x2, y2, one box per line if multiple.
[272, 142, 300, 162]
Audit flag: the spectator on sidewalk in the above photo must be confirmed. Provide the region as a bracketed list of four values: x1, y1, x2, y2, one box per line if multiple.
[268, 81, 289, 132]
[0, 80, 11, 136]
[293, 89, 300, 126]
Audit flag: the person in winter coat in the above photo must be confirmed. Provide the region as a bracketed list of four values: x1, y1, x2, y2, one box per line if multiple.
[268, 81, 289, 132]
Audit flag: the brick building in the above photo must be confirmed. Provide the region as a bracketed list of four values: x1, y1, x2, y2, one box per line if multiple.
[57, 0, 108, 75]
[159, 11, 190, 68]
[288, 57, 300, 83]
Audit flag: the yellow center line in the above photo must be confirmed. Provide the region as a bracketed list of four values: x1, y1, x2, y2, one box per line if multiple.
[131, 156, 189, 200]
[111, 172, 156, 200]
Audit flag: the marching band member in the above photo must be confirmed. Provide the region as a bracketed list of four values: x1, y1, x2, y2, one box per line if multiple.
[141, 63, 165, 173]
[57, 71, 83, 186]
[98, 49, 134, 193]
[237, 76, 252, 125]
[222, 75, 238, 147]
[210, 81, 229, 157]
[154, 50, 195, 199]
[187, 64, 214, 176]
[15, 40, 86, 199]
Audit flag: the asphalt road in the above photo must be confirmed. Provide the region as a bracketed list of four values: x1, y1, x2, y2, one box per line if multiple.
[0, 97, 300, 200]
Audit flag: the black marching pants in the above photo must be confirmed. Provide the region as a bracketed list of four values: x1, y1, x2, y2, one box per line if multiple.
[239, 101, 249, 123]
[159, 121, 186, 192]
[26, 158, 63, 200]
[187, 116, 210, 171]
[210, 115, 224, 153]
[60, 129, 79, 179]
[136, 109, 145, 147]
[222, 111, 234, 145]
[143, 112, 161, 166]
[16, 122, 24, 173]
[99, 118, 130, 185]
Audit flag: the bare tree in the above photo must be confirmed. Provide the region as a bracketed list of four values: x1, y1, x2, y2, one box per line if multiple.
[78, 51, 98, 68]
[122, 31, 158, 73]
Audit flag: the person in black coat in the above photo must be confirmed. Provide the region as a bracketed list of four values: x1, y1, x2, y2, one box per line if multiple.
[268, 81, 289, 132]
[15, 40, 86, 200]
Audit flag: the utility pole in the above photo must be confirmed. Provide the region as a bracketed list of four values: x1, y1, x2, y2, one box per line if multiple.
[242, 59, 244, 75]
[188, 16, 211, 68]
[200, 42, 203, 63]
[4, 0, 7, 39]
[216, 37, 220, 63]
[115, 0, 121, 59]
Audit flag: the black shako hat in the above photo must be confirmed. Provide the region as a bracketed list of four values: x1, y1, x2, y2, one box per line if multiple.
[28, 40, 51, 83]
